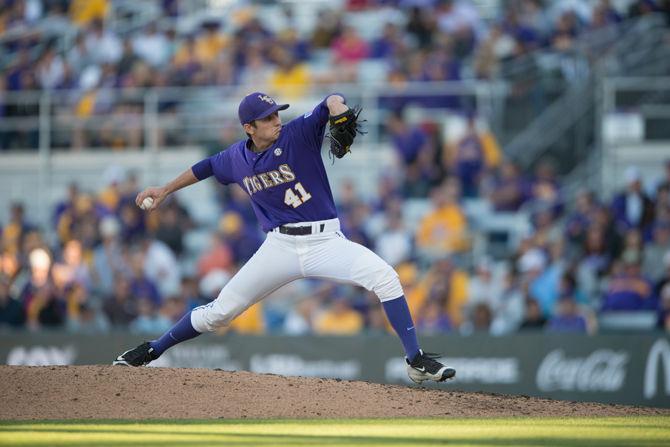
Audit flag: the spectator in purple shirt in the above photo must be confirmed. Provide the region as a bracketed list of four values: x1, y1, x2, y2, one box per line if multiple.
[503, 6, 543, 49]
[371, 174, 403, 214]
[386, 110, 429, 166]
[449, 114, 486, 198]
[370, 23, 406, 60]
[218, 212, 263, 265]
[5, 47, 31, 91]
[118, 200, 147, 243]
[546, 295, 588, 333]
[127, 248, 162, 307]
[601, 253, 657, 312]
[486, 160, 526, 211]
[416, 299, 453, 334]
[221, 184, 258, 228]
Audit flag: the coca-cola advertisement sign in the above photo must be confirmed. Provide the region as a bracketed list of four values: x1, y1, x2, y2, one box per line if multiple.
[536, 349, 629, 392]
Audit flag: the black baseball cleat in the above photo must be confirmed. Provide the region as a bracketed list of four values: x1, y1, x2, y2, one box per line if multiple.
[112, 342, 159, 367]
[406, 350, 456, 384]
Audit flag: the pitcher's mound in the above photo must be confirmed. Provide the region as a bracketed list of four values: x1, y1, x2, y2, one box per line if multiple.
[1, 365, 667, 420]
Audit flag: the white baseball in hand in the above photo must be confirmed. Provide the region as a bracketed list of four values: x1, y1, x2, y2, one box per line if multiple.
[140, 197, 154, 210]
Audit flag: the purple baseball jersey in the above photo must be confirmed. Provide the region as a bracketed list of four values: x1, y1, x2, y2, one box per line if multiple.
[192, 96, 338, 232]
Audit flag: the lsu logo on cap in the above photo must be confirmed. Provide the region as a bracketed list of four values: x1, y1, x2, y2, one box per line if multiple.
[258, 95, 275, 105]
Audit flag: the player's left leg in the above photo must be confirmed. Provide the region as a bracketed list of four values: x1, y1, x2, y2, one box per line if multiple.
[304, 232, 455, 383]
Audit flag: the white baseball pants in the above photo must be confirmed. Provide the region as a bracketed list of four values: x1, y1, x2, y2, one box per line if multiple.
[190, 218, 403, 332]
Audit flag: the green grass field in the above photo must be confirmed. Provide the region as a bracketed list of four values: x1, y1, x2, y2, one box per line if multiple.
[1, 417, 668, 447]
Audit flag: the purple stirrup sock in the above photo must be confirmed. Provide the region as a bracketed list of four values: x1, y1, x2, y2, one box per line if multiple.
[382, 295, 420, 360]
[149, 311, 201, 356]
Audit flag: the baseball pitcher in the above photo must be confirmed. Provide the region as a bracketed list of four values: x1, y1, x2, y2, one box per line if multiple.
[113, 92, 456, 384]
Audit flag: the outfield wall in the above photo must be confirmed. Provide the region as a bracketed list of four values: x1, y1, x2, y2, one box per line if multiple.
[1, 333, 668, 408]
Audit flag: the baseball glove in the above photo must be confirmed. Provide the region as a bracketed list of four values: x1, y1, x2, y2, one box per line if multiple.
[327, 106, 365, 159]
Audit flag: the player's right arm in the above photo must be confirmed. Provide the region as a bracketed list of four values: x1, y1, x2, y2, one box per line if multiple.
[136, 148, 235, 212]
[135, 168, 200, 212]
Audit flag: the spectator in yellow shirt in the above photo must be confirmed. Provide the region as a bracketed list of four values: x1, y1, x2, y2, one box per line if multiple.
[199, 269, 264, 335]
[228, 301, 264, 334]
[416, 178, 469, 259]
[70, 0, 109, 26]
[268, 47, 311, 100]
[194, 21, 229, 66]
[313, 295, 363, 335]
[172, 35, 199, 69]
[409, 257, 469, 327]
[2, 203, 33, 255]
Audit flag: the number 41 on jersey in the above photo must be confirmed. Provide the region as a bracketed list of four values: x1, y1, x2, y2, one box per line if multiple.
[284, 182, 312, 208]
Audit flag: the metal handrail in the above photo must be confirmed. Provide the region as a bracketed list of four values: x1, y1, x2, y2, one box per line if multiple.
[604, 76, 670, 91]
[0, 79, 509, 152]
[0, 79, 501, 100]
[503, 15, 667, 168]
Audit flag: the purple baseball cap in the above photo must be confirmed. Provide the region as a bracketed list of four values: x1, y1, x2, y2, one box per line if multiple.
[238, 92, 289, 125]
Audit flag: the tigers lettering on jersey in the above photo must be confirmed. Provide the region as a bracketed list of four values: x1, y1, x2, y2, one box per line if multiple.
[243, 163, 296, 195]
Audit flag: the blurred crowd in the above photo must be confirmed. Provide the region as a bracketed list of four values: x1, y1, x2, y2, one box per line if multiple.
[1, 136, 670, 336]
[1, 0, 669, 150]
[1, 0, 669, 337]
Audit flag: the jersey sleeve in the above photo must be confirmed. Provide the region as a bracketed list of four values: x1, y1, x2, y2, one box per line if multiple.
[191, 158, 213, 180]
[291, 93, 346, 152]
[191, 146, 235, 185]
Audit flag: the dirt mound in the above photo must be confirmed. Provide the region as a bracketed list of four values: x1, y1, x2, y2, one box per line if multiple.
[1, 365, 667, 420]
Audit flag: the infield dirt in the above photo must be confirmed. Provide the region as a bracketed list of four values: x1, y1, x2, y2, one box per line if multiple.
[1, 365, 668, 420]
